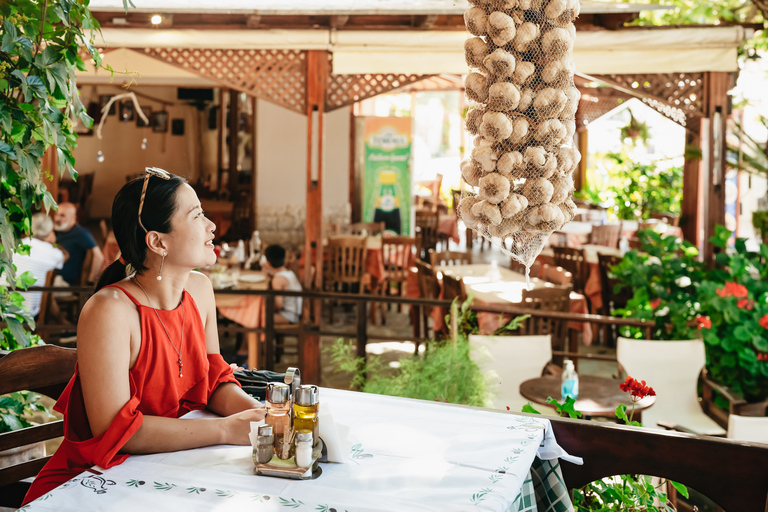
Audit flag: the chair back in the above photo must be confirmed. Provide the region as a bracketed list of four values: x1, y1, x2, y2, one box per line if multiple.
[727, 415, 768, 444]
[616, 337, 725, 435]
[649, 212, 680, 226]
[0, 345, 77, 506]
[590, 223, 622, 248]
[551, 246, 586, 293]
[34, 269, 58, 341]
[520, 285, 571, 351]
[509, 258, 541, 279]
[382, 236, 419, 284]
[442, 274, 465, 302]
[79, 247, 95, 287]
[596, 254, 632, 315]
[415, 210, 439, 259]
[325, 237, 368, 287]
[429, 250, 471, 267]
[341, 222, 386, 236]
[469, 335, 552, 412]
[415, 260, 440, 316]
[540, 264, 572, 286]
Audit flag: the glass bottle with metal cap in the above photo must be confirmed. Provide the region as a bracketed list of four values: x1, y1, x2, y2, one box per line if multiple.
[293, 385, 319, 447]
[265, 382, 292, 452]
[294, 431, 313, 468]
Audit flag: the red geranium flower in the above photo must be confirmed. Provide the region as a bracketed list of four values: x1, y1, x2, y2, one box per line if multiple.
[695, 315, 712, 330]
[619, 376, 656, 400]
[717, 282, 748, 298]
[760, 315, 768, 330]
[737, 299, 752, 310]
[650, 298, 661, 309]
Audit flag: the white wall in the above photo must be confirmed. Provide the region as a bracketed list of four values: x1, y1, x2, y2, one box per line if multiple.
[324, 108, 351, 222]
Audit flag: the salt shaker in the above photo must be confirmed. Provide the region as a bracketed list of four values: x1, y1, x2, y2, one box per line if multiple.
[255, 425, 274, 464]
[294, 431, 313, 468]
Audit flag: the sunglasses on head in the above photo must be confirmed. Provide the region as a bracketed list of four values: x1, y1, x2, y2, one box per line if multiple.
[138, 167, 171, 233]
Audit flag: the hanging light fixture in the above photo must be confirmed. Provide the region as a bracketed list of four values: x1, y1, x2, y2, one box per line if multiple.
[97, 150, 105, 163]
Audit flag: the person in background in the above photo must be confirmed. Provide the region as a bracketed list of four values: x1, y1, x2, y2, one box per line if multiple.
[7, 213, 65, 318]
[54, 202, 104, 285]
[262, 244, 302, 324]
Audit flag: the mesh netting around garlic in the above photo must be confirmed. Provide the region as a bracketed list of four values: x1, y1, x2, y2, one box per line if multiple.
[458, 0, 582, 272]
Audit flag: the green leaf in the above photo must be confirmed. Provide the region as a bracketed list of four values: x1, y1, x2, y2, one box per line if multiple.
[1, 20, 18, 52]
[753, 337, 768, 352]
[734, 325, 752, 342]
[547, 396, 582, 419]
[15, 270, 37, 291]
[42, 45, 62, 66]
[668, 480, 689, 499]
[0, 142, 16, 159]
[522, 402, 541, 414]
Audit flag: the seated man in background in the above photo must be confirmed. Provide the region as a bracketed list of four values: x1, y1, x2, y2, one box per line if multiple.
[11, 213, 66, 318]
[54, 202, 103, 285]
[262, 244, 302, 324]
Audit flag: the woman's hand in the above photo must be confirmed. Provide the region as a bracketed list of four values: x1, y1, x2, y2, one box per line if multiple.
[221, 407, 267, 445]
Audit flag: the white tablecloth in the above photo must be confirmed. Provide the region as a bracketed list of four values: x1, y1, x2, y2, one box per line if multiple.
[22, 389, 577, 512]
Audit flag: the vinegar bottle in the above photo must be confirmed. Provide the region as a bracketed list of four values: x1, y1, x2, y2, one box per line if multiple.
[265, 383, 292, 454]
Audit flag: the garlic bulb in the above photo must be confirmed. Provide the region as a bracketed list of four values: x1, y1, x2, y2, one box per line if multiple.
[488, 11, 516, 47]
[541, 153, 558, 179]
[549, 172, 574, 204]
[513, 22, 540, 53]
[507, 116, 530, 144]
[489, 0, 519, 10]
[472, 200, 503, 226]
[533, 87, 568, 117]
[518, 88, 534, 112]
[526, 203, 563, 232]
[555, 146, 579, 175]
[522, 177, 554, 205]
[544, 0, 568, 21]
[479, 173, 511, 204]
[541, 27, 574, 57]
[518, 0, 533, 9]
[534, 119, 567, 145]
[461, 159, 484, 187]
[497, 151, 524, 179]
[541, 56, 574, 84]
[523, 146, 547, 169]
[458, 196, 483, 229]
[500, 193, 528, 218]
[479, 111, 514, 141]
[562, 119, 576, 140]
[549, 0, 580, 27]
[465, 72, 489, 103]
[472, 142, 500, 172]
[466, 108, 485, 135]
[487, 218, 521, 238]
[465, 7, 489, 37]
[465, 37, 490, 70]
[560, 87, 580, 118]
[559, 197, 577, 223]
[487, 82, 521, 112]
[484, 49, 516, 79]
[511, 61, 536, 85]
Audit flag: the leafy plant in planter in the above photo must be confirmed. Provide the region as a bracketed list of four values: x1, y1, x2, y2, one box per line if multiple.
[619, 109, 651, 146]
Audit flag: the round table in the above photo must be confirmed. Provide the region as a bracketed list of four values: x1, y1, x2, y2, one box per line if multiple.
[519, 375, 655, 422]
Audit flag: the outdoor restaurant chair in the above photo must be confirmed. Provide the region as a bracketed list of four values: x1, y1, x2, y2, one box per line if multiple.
[379, 235, 420, 321]
[469, 334, 555, 413]
[0, 345, 78, 509]
[340, 222, 385, 236]
[552, 246, 587, 295]
[520, 285, 572, 353]
[32, 269, 59, 344]
[55, 246, 95, 324]
[442, 274, 465, 303]
[415, 260, 440, 351]
[323, 236, 368, 324]
[415, 209, 440, 260]
[617, 337, 726, 436]
[590, 223, 622, 248]
[540, 264, 572, 286]
[508, 258, 541, 278]
[727, 415, 768, 444]
[597, 253, 633, 347]
[650, 212, 680, 226]
[429, 249, 472, 267]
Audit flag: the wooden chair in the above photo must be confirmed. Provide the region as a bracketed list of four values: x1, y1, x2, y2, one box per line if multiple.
[0, 345, 78, 508]
[442, 274, 465, 302]
[415, 210, 440, 261]
[650, 212, 680, 226]
[55, 247, 95, 324]
[520, 285, 572, 353]
[379, 235, 420, 320]
[540, 264, 572, 286]
[509, 258, 541, 279]
[340, 222, 386, 236]
[597, 254, 633, 347]
[617, 337, 726, 435]
[33, 269, 59, 343]
[552, 246, 587, 295]
[727, 415, 768, 444]
[429, 249, 471, 267]
[324, 236, 368, 323]
[414, 260, 441, 350]
[590, 223, 622, 248]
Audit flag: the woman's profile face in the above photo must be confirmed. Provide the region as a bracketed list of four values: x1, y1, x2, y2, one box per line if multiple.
[163, 184, 217, 270]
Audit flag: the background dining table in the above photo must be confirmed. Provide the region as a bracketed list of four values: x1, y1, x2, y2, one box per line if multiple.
[21, 388, 578, 512]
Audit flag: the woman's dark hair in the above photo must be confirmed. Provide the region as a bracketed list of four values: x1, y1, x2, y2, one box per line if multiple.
[95, 172, 187, 292]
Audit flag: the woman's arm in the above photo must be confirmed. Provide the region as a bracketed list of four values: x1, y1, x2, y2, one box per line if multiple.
[77, 288, 262, 454]
[189, 272, 265, 416]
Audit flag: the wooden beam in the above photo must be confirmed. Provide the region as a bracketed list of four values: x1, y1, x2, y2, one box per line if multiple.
[217, 88, 226, 192]
[415, 14, 439, 29]
[251, 96, 258, 232]
[681, 127, 702, 245]
[330, 14, 349, 29]
[703, 71, 729, 263]
[228, 89, 239, 198]
[349, 105, 358, 223]
[302, 50, 330, 385]
[246, 14, 261, 28]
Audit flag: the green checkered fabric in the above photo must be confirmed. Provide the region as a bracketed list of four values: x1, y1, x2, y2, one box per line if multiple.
[509, 471, 537, 512]
[530, 457, 574, 512]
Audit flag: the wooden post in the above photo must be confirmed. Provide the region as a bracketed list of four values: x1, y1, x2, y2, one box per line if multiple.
[251, 96, 258, 232]
[349, 105, 358, 223]
[301, 50, 330, 385]
[41, 147, 59, 206]
[703, 72, 729, 263]
[576, 130, 588, 192]
[681, 127, 702, 245]
[217, 88, 227, 193]
[228, 89, 239, 198]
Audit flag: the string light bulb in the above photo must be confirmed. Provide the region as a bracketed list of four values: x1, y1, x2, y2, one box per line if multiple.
[151, 14, 162, 25]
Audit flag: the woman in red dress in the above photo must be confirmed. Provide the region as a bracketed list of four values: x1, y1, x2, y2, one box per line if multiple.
[24, 168, 265, 504]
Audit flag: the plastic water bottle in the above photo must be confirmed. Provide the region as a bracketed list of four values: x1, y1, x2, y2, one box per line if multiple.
[561, 360, 579, 401]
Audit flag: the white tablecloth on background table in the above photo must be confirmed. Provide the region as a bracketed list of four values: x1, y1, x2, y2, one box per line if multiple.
[22, 389, 577, 512]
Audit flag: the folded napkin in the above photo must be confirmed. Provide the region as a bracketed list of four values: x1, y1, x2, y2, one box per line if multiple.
[317, 401, 351, 463]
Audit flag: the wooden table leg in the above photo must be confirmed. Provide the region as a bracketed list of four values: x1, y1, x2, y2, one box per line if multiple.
[247, 332, 258, 371]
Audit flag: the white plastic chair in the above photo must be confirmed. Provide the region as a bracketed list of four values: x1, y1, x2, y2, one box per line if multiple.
[727, 415, 768, 445]
[469, 334, 554, 414]
[616, 337, 726, 435]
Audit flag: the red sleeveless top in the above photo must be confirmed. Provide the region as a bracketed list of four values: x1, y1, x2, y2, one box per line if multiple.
[23, 285, 240, 504]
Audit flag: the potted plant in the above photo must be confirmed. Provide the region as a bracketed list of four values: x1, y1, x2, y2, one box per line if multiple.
[619, 109, 651, 146]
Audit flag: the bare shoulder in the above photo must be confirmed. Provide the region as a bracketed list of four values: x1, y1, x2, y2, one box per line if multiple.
[78, 284, 138, 348]
[271, 273, 289, 290]
[185, 270, 214, 301]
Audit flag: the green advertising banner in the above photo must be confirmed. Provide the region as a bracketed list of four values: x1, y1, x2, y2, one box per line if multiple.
[362, 117, 412, 235]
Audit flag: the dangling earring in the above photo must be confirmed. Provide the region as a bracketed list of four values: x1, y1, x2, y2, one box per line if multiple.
[157, 253, 165, 281]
